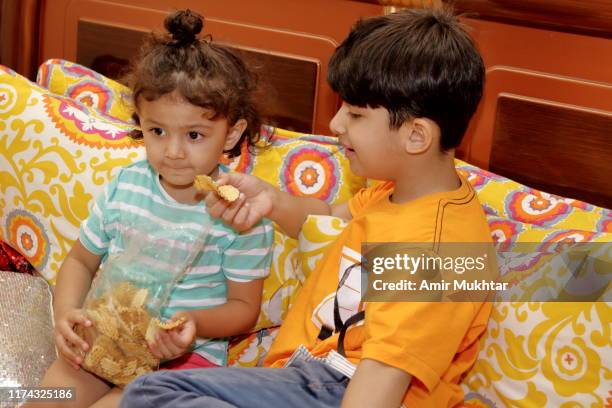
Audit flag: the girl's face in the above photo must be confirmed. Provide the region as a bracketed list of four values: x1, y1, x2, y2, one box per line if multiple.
[138, 92, 245, 204]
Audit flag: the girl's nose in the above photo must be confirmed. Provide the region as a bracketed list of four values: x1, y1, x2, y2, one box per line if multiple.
[165, 135, 185, 159]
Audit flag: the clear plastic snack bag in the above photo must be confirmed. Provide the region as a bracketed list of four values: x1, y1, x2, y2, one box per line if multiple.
[75, 218, 212, 386]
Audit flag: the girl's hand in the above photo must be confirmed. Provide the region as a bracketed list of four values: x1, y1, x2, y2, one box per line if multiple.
[54, 308, 92, 370]
[148, 311, 197, 360]
[205, 172, 274, 232]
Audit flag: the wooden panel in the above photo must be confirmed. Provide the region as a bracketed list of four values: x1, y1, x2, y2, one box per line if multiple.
[77, 20, 318, 133]
[39, 0, 385, 135]
[453, 0, 612, 38]
[490, 96, 612, 209]
[235, 48, 317, 133]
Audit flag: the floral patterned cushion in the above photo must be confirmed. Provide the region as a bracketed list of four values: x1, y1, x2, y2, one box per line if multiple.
[37, 59, 133, 123]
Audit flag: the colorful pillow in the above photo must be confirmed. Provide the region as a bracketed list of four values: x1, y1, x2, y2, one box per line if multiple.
[37, 59, 134, 123]
[0, 65, 144, 283]
[456, 159, 611, 233]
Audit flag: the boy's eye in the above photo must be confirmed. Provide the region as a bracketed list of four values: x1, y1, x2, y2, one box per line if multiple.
[348, 112, 361, 119]
[188, 131, 203, 140]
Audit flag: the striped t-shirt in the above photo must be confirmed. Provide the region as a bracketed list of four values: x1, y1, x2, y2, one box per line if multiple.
[79, 160, 273, 366]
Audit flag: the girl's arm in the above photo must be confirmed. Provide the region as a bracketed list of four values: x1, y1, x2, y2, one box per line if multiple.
[189, 278, 263, 337]
[148, 279, 263, 360]
[53, 240, 102, 368]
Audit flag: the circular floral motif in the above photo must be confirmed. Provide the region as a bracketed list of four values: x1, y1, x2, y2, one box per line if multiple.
[0, 80, 30, 119]
[279, 145, 340, 201]
[488, 219, 522, 251]
[224, 140, 254, 174]
[556, 345, 583, 377]
[596, 216, 611, 233]
[42, 94, 137, 149]
[538, 229, 596, 252]
[6, 210, 50, 269]
[507, 191, 570, 226]
[543, 337, 600, 396]
[458, 168, 486, 190]
[68, 81, 112, 114]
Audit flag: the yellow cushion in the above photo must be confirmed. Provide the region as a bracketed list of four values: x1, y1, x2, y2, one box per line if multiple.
[456, 159, 611, 233]
[0, 65, 143, 283]
[37, 59, 134, 123]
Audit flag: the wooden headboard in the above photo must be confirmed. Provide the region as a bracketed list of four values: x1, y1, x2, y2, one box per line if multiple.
[454, 0, 612, 209]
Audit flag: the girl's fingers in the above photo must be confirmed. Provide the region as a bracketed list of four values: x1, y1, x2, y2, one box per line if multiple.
[60, 323, 89, 352]
[56, 334, 82, 368]
[154, 331, 181, 359]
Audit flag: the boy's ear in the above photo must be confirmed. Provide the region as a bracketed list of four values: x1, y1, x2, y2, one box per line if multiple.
[402, 118, 435, 154]
[224, 119, 248, 150]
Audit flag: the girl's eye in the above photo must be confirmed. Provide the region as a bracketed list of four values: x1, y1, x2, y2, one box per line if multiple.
[188, 131, 203, 141]
[150, 127, 164, 136]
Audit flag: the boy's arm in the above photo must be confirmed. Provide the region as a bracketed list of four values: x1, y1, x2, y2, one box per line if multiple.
[207, 172, 351, 238]
[342, 359, 412, 408]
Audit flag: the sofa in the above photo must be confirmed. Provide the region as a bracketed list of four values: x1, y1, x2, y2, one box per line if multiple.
[0, 59, 610, 407]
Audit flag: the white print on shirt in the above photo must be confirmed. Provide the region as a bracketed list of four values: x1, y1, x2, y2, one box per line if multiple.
[311, 245, 364, 331]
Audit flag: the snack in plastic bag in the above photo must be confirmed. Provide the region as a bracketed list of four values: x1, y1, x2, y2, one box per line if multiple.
[76, 219, 211, 386]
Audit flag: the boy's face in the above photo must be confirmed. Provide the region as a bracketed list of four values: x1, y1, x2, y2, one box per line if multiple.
[330, 102, 404, 180]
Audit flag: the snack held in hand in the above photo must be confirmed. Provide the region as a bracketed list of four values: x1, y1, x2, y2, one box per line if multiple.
[75, 282, 159, 387]
[144, 316, 188, 343]
[194, 174, 240, 202]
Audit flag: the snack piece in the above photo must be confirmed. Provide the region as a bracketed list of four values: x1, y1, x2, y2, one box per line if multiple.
[194, 174, 217, 192]
[194, 174, 240, 202]
[156, 316, 187, 330]
[217, 184, 240, 202]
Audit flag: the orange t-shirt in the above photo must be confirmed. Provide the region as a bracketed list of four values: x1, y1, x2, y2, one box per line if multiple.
[264, 175, 493, 407]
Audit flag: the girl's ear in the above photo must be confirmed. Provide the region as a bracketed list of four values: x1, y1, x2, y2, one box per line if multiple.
[224, 118, 247, 150]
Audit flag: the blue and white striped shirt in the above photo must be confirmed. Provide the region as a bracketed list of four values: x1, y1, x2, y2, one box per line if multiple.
[79, 160, 273, 365]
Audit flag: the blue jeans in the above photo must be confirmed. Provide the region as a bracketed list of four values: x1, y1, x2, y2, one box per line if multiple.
[120, 358, 349, 408]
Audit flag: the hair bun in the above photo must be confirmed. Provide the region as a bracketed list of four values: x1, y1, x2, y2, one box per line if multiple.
[164, 9, 203, 45]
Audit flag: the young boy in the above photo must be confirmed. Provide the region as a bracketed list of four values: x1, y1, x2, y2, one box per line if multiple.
[120, 7, 492, 408]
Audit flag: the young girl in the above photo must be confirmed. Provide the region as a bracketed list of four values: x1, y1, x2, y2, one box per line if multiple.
[28, 9, 273, 408]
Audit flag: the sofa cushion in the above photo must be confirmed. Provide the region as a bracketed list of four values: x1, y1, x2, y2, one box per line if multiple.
[0, 65, 143, 283]
[37, 58, 134, 124]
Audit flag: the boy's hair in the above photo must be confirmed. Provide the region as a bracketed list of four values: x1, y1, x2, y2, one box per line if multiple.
[327, 7, 485, 151]
[125, 9, 260, 158]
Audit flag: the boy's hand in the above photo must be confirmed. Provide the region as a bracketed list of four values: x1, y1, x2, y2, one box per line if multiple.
[148, 312, 197, 360]
[206, 172, 274, 232]
[54, 308, 91, 370]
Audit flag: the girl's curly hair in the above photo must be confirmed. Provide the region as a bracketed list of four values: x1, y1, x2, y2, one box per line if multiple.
[124, 9, 261, 158]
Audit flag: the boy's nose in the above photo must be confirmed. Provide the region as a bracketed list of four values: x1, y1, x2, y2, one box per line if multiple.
[329, 108, 346, 136]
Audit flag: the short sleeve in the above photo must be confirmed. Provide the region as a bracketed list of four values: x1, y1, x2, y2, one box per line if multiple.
[361, 301, 478, 392]
[79, 175, 120, 255]
[221, 219, 274, 282]
[348, 181, 393, 216]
